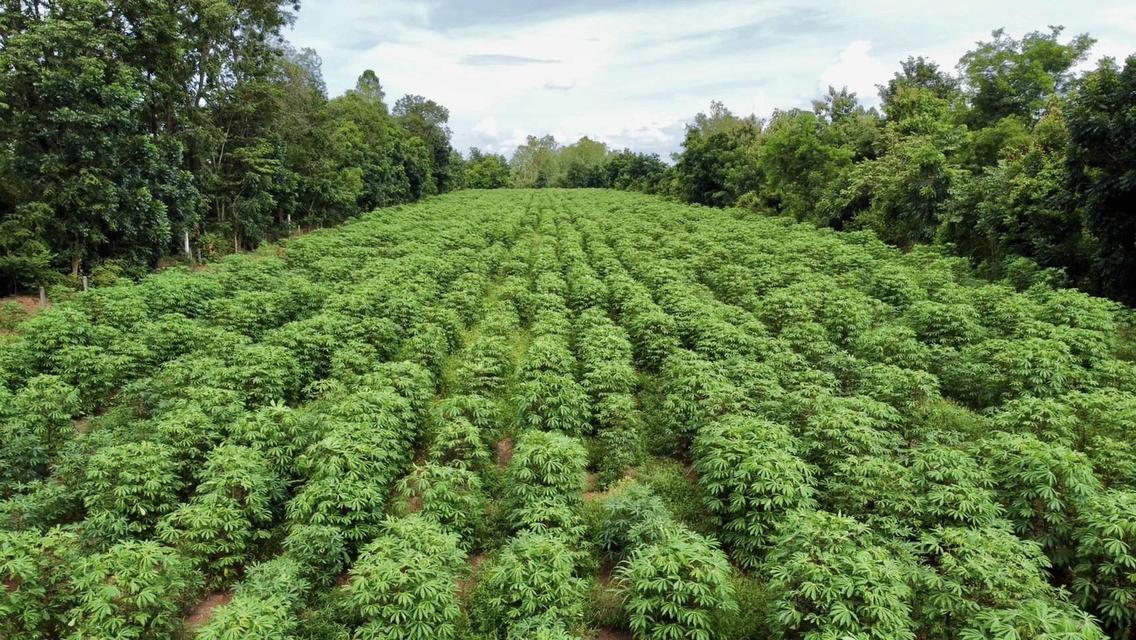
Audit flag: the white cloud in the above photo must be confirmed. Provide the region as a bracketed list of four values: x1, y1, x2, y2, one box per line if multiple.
[820, 41, 889, 104]
[287, 0, 1136, 158]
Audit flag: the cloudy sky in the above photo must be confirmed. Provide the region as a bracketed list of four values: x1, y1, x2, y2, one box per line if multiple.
[288, 0, 1136, 159]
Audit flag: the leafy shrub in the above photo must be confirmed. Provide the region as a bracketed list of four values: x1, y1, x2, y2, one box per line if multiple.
[0, 528, 80, 640]
[822, 455, 916, 536]
[983, 432, 1102, 567]
[912, 525, 1054, 638]
[196, 595, 301, 640]
[617, 521, 737, 640]
[456, 336, 515, 395]
[395, 463, 489, 549]
[764, 510, 917, 640]
[0, 300, 29, 331]
[505, 614, 581, 640]
[515, 372, 591, 435]
[228, 404, 324, 480]
[82, 441, 185, 541]
[157, 444, 282, 587]
[592, 394, 645, 487]
[693, 415, 815, 568]
[656, 351, 743, 453]
[287, 418, 412, 544]
[959, 598, 1107, 640]
[944, 338, 1079, 407]
[635, 460, 712, 536]
[428, 415, 493, 471]
[340, 515, 465, 640]
[909, 444, 1002, 528]
[0, 375, 80, 489]
[472, 531, 586, 636]
[66, 540, 202, 640]
[282, 524, 349, 589]
[504, 430, 587, 524]
[1071, 489, 1136, 635]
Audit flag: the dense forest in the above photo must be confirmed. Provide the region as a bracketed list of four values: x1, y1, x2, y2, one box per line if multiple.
[0, 0, 459, 292]
[483, 28, 1136, 306]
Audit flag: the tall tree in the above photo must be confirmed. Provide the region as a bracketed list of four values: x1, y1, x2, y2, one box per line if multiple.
[394, 94, 455, 194]
[1066, 55, 1136, 304]
[510, 135, 561, 188]
[959, 26, 1094, 128]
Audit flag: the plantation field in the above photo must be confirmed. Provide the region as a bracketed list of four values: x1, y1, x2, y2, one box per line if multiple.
[3, 188, 1136, 640]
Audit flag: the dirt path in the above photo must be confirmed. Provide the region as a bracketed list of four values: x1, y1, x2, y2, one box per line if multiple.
[184, 592, 232, 630]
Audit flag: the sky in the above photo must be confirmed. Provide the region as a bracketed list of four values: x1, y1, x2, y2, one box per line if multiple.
[287, 0, 1136, 159]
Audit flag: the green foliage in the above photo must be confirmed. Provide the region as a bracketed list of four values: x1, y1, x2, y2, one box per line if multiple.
[282, 524, 349, 589]
[1067, 54, 1136, 304]
[66, 540, 202, 640]
[465, 149, 513, 189]
[0, 528, 80, 640]
[0, 375, 80, 489]
[617, 522, 737, 640]
[504, 430, 587, 530]
[196, 557, 310, 640]
[395, 463, 489, 549]
[984, 433, 1102, 566]
[959, 598, 1107, 640]
[912, 525, 1054, 638]
[0, 4, 458, 291]
[1, 187, 1135, 640]
[340, 516, 465, 640]
[156, 444, 282, 587]
[764, 510, 917, 640]
[82, 441, 185, 541]
[472, 531, 586, 636]
[960, 27, 1094, 127]
[693, 416, 815, 568]
[1071, 490, 1136, 635]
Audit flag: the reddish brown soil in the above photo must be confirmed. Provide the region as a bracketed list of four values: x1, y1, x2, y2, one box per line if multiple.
[184, 592, 232, 630]
[0, 295, 43, 315]
[496, 437, 514, 467]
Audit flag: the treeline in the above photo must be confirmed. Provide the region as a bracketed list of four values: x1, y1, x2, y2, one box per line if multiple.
[464, 136, 669, 192]
[0, 0, 459, 292]
[672, 29, 1136, 305]
[495, 28, 1135, 306]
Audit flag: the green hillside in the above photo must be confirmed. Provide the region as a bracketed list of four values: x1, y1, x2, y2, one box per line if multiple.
[2, 189, 1135, 640]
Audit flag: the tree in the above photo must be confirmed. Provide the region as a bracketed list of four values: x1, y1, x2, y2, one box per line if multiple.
[878, 56, 962, 110]
[464, 148, 512, 189]
[1066, 54, 1136, 304]
[557, 136, 609, 187]
[959, 27, 1094, 128]
[758, 109, 852, 223]
[0, 0, 198, 279]
[511, 135, 561, 188]
[351, 69, 387, 109]
[673, 102, 760, 206]
[394, 94, 456, 193]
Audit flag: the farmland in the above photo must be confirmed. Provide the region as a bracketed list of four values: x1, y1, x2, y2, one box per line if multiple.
[2, 188, 1136, 640]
